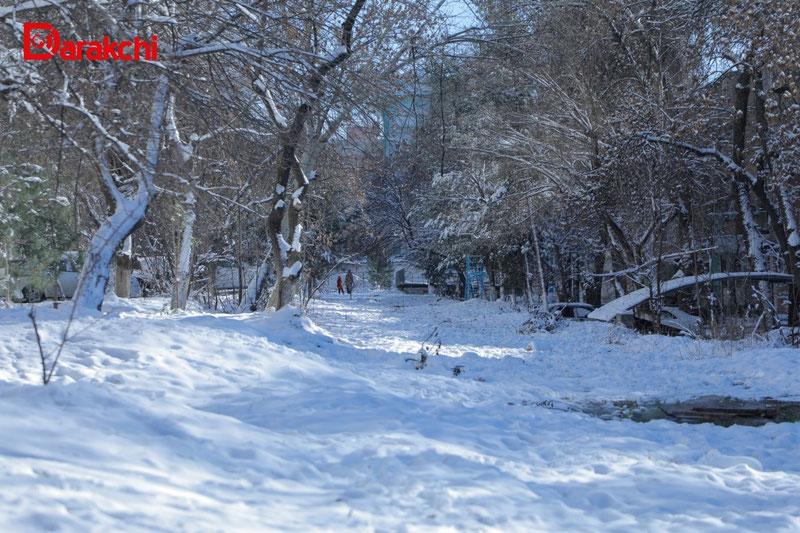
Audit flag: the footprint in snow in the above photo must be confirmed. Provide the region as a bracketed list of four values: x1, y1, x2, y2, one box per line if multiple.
[106, 373, 125, 384]
[103, 347, 139, 361]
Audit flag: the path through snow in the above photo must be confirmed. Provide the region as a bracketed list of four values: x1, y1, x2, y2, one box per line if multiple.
[308, 290, 800, 402]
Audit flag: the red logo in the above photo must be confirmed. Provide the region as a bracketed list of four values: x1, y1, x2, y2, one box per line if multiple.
[23, 23, 157, 61]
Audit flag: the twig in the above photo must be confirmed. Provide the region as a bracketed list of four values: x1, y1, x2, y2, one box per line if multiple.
[406, 320, 449, 370]
[28, 309, 48, 384]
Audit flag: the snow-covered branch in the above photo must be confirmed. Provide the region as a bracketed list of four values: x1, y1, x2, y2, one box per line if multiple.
[592, 247, 717, 278]
[644, 135, 757, 184]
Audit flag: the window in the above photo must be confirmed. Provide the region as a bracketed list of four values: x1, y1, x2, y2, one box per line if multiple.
[573, 307, 591, 319]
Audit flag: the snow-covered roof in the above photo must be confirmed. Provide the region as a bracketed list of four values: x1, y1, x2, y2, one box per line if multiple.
[588, 272, 794, 322]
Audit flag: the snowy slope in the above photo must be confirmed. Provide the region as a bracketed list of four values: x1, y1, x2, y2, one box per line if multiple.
[0, 291, 798, 531]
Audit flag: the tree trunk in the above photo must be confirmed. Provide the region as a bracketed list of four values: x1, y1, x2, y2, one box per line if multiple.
[531, 224, 547, 305]
[114, 235, 134, 298]
[751, 69, 800, 325]
[171, 189, 195, 310]
[523, 250, 534, 306]
[72, 75, 169, 311]
[266, 145, 310, 310]
[237, 251, 272, 313]
[730, 67, 767, 271]
[263, 0, 366, 311]
[527, 201, 547, 304]
[208, 263, 218, 310]
[75, 194, 150, 310]
[554, 242, 567, 301]
[601, 250, 616, 303]
[736, 182, 767, 271]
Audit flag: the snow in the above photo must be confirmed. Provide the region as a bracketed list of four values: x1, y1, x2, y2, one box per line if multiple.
[235, 3, 259, 23]
[589, 272, 794, 322]
[166, 95, 194, 162]
[276, 234, 291, 260]
[292, 188, 303, 207]
[291, 223, 302, 252]
[258, 83, 288, 129]
[326, 45, 348, 62]
[282, 260, 302, 278]
[779, 184, 800, 251]
[1, 291, 799, 530]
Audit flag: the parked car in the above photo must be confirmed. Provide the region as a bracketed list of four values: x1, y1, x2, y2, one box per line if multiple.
[547, 302, 596, 320]
[3, 252, 142, 302]
[2, 252, 80, 302]
[633, 305, 701, 337]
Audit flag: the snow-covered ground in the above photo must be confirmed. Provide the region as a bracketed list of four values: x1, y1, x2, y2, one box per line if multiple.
[1, 290, 799, 531]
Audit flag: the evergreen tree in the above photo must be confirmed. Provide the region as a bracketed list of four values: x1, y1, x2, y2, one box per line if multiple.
[0, 164, 75, 295]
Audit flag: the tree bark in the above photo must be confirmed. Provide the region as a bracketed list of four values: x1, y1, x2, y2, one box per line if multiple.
[171, 189, 195, 310]
[114, 235, 134, 298]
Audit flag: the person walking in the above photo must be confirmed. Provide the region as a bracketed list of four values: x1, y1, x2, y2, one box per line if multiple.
[345, 269, 355, 299]
[336, 275, 344, 294]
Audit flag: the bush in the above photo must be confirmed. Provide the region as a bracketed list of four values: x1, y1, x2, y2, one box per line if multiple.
[517, 309, 559, 333]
